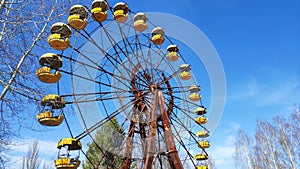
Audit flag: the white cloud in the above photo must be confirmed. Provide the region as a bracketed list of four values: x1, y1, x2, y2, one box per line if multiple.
[211, 146, 235, 165]
[224, 122, 241, 134]
[8, 138, 57, 156]
[209, 122, 241, 169]
[229, 76, 259, 100]
[8, 155, 55, 169]
[228, 75, 300, 106]
[7, 138, 57, 168]
[257, 78, 300, 106]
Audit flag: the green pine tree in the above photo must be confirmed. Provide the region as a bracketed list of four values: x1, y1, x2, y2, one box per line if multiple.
[83, 118, 125, 169]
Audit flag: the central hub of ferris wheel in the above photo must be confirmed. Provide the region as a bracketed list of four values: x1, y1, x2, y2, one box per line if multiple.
[126, 71, 182, 169]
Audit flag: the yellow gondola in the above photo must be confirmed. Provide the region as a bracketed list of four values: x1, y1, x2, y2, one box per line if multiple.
[48, 22, 72, 50]
[41, 94, 66, 109]
[54, 138, 82, 169]
[37, 53, 63, 84]
[189, 85, 200, 93]
[194, 154, 208, 161]
[91, 0, 108, 22]
[37, 111, 64, 126]
[196, 130, 210, 138]
[152, 27, 165, 45]
[195, 116, 207, 125]
[194, 106, 207, 115]
[198, 141, 210, 149]
[113, 2, 129, 23]
[167, 45, 179, 61]
[54, 158, 81, 169]
[57, 138, 82, 150]
[36, 67, 61, 84]
[134, 13, 148, 32]
[196, 165, 208, 169]
[189, 93, 201, 102]
[179, 64, 191, 80]
[68, 5, 88, 30]
[189, 85, 201, 101]
[39, 53, 62, 69]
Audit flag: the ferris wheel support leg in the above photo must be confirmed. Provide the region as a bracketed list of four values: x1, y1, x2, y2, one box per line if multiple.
[121, 121, 135, 169]
[158, 91, 184, 169]
[139, 123, 147, 162]
[144, 90, 159, 169]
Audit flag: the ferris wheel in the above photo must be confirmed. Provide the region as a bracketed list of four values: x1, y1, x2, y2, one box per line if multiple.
[35, 1, 212, 169]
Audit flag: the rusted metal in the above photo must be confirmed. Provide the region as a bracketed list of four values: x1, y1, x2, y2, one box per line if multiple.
[121, 121, 135, 169]
[144, 90, 158, 169]
[131, 75, 157, 168]
[158, 91, 184, 169]
[128, 71, 181, 169]
[162, 73, 174, 116]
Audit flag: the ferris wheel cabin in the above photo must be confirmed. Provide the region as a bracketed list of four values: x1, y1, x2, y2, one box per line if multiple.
[54, 138, 82, 169]
[134, 13, 148, 32]
[48, 22, 72, 50]
[196, 165, 208, 169]
[36, 53, 62, 84]
[39, 53, 62, 69]
[113, 2, 129, 23]
[194, 106, 207, 115]
[152, 27, 165, 45]
[198, 140, 210, 149]
[38, 94, 65, 127]
[37, 111, 64, 126]
[194, 154, 208, 161]
[179, 64, 192, 80]
[167, 45, 179, 61]
[36, 67, 61, 84]
[91, 0, 108, 22]
[195, 116, 208, 125]
[68, 5, 88, 30]
[189, 85, 201, 102]
[196, 130, 210, 138]
[41, 94, 66, 109]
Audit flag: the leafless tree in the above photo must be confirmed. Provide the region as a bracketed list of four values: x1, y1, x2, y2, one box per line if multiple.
[234, 108, 300, 169]
[208, 157, 217, 169]
[22, 140, 41, 169]
[0, 0, 77, 167]
[20, 140, 55, 169]
[234, 129, 254, 169]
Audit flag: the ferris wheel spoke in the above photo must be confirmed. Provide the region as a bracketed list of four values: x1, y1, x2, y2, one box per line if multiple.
[98, 23, 147, 81]
[115, 21, 150, 76]
[169, 118, 197, 168]
[61, 54, 120, 80]
[65, 95, 135, 104]
[160, 85, 193, 91]
[151, 56, 172, 85]
[172, 94, 202, 108]
[132, 27, 152, 75]
[69, 44, 131, 85]
[160, 94, 207, 132]
[162, 90, 188, 94]
[59, 69, 130, 93]
[61, 90, 133, 98]
[75, 99, 135, 140]
[76, 26, 136, 82]
[170, 114, 205, 143]
[166, 101, 207, 130]
[170, 116, 209, 157]
[157, 70, 181, 88]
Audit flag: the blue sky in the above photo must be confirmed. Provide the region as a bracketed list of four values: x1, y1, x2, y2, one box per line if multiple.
[8, 0, 300, 169]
